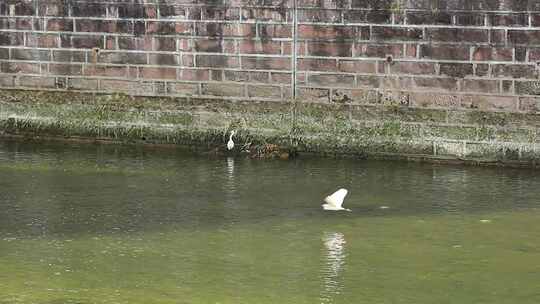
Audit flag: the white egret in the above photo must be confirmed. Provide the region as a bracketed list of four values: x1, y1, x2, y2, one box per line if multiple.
[322, 188, 351, 211]
[227, 130, 236, 150]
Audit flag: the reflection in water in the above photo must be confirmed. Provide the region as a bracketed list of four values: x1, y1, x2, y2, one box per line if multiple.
[320, 232, 347, 303]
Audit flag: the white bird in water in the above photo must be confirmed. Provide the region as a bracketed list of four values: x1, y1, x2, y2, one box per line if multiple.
[322, 188, 351, 212]
[227, 130, 236, 150]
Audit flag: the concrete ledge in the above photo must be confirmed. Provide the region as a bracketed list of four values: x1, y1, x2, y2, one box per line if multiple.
[0, 88, 539, 168]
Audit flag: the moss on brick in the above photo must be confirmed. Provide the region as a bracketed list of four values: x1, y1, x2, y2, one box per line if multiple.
[1, 89, 539, 167]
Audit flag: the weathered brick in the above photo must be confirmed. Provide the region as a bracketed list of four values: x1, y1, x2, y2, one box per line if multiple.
[76, 20, 133, 34]
[472, 47, 513, 61]
[462, 79, 500, 94]
[47, 18, 74, 31]
[406, 12, 452, 25]
[308, 42, 352, 57]
[72, 4, 106, 17]
[355, 43, 404, 58]
[100, 79, 153, 94]
[201, 83, 245, 97]
[153, 37, 177, 52]
[146, 21, 177, 35]
[258, 24, 292, 38]
[67, 78, 99, 90]
[11, 48, 50, 61]
[489, 13, 528, 27]
[298, 25, 355, 40]
[83, 65, 128, 77]
[1, 62, 40, 74]
[140, 67, 177, 80]
[52, 50, 86, 63]
[48, 64, 83, 76]
[98, 52, 147, 65]
[426, 28, 489, 43]
[372, 27, 423, 41]
[197, 55, 240, 68]
[508, 30, 540, 45]
[0, 48, 8, 59]
[194, 39, 223, 53]
[180, 69, 210, 81]
[439, 63, 474, 78]
[519, 97, 540, 112]
[298, 58, 337, 72]
[118, 37, 153, 51]
[239, 40, 282, 54]
[242, 8, 289, 22]
[308, 74, 355, 86]
[337, 60, 376, 73]
[18, 76, 56, 88]
[420, 45, 469, 60]
[516, 81, 540, 95]
[247, 85, 282, 98]
[62, 35, 104, 49]
[299, 9, 341, 23]
[0, 32, 23, 46]
[149, 54, 178, 65]
[492, 64, 536, 79]
[471, 96, 518, 112]
[270, 72, 291, 84]
[454, 13, 485, 26]
[241, 57, 290, 70]
[392, 61, 436, 75]
[168, 82, 199, 95]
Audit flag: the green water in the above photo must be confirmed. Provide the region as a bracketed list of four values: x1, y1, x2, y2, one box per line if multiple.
[1, 140, 540, 304]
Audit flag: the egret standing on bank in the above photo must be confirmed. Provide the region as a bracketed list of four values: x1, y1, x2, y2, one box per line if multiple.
[227, 130, 236, 150]
[322, 188, 351, 211]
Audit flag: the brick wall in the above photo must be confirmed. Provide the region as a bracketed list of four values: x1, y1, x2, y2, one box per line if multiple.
[1, 0, 540, 111]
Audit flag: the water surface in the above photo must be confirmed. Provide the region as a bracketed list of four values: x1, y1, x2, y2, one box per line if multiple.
[1, 139, 540, 304]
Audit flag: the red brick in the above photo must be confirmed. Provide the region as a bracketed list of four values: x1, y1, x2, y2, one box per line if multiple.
[221, 24, 256, 37]
[194, 39, 223, 52]
[472, 47, 513, 61]
[100, 79, 153, 94]
[308, 42, 352, 57]
[298, 25, 355, 40]
[47, 18, 73, 32]
[258, 24, 291, 38]
[238, 40, 281, 54]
